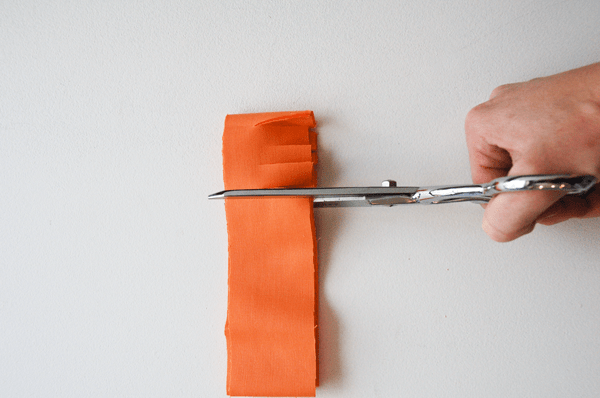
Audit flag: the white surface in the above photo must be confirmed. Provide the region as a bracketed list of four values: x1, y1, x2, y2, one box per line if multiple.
[2, 1, 600, 397]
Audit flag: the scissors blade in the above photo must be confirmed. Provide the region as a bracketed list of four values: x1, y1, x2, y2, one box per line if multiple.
[208, 186, 419, 207]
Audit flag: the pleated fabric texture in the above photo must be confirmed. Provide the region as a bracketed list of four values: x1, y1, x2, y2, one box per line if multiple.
[223, 111, 319, 397]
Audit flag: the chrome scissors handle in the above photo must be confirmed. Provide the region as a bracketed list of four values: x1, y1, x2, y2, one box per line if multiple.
[373, 174, 596, 205]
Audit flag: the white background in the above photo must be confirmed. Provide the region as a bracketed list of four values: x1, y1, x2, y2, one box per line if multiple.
[2, 1, 600, 397]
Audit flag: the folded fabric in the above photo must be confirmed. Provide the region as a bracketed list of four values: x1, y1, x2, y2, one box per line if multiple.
[223, 111, 319, 397]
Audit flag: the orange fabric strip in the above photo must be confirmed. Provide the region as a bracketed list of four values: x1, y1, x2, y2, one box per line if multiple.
[223, 111, 318, 397]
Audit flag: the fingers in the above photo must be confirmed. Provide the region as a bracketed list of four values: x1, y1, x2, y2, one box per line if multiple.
[466, 96, 568, 241]
[464, 105, 512, 184]
[465, 68, 600, 241]
[482, 190, 564, 242]
[483, 182, 600, 241]
[469, 145, 511, 185]
[465, 82, 588, 242]
[537, 185, 600, 225]
[583, 186, 600, 218]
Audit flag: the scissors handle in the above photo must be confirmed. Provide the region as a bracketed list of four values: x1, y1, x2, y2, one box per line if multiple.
[403, 174, 596, 205]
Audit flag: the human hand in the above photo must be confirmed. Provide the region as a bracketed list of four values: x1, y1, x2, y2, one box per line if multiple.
[465, 63, 600, 242]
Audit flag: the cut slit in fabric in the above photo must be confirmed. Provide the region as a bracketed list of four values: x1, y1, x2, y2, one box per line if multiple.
[222, 111, 318, 397]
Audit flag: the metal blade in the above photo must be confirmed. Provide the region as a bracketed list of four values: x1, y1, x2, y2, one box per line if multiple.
[208, 186, 419, 207]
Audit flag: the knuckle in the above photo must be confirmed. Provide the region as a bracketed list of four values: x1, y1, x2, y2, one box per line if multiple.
[489, 84, 512, 99]
[464, 104, 487, 133]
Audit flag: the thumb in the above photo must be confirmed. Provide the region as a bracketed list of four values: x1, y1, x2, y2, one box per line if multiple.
[482, 186, 565, 242]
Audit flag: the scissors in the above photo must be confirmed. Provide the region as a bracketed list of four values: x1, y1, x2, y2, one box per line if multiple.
[209, 174, 597, 207]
